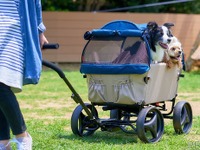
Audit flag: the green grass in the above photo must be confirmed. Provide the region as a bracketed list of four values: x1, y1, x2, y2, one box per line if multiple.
[15, 68, 200, 150]
[178, 70, 200, 93]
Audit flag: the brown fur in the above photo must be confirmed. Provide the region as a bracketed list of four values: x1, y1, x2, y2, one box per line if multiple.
[164, 37, 183, 69]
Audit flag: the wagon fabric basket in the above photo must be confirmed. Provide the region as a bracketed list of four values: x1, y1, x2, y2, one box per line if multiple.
[80, 20, 179, 105]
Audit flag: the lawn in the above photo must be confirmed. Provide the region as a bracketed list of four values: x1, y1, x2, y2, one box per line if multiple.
[15, 67, 200, 150]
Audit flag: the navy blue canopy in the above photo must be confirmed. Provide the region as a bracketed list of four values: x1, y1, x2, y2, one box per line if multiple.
[81, 20, 151, 75]
[85, 20, 147, 38]
[101, 20, 147, 30]
[80, 64, 149, 74]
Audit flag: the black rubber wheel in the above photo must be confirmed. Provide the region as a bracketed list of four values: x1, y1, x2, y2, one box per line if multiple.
[136, 106, 164, 143]
[173, 101, 193, 134]
[71, 103, 99, 136]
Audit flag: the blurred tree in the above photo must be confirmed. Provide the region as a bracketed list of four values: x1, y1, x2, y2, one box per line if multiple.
[159, 0, 200, 13]
[42, 0, 200, 14]
[76, 0, 106, 11]
[42, 0, 78, 11]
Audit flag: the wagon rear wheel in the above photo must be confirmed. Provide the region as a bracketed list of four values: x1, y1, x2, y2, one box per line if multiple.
[173, 101, 193, 134]
[136, 106, 164, 143]
[71, 103, 99, 136]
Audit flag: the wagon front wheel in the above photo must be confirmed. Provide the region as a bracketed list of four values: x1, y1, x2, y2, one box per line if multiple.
[173, 101, 193, 134]
[136, 106, 164, 143]
[71, 103, 99, 136]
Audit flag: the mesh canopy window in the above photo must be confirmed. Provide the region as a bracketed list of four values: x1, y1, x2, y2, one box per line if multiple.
[82, 36, 149, 65]
[82, 36, 123, 63]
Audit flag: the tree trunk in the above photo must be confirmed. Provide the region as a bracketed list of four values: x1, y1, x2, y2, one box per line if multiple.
[185, 31, 200, 71]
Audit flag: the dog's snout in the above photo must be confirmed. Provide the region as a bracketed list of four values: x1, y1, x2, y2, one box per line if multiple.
[167, 39, 171, 43]
[178, 51, 182, 54]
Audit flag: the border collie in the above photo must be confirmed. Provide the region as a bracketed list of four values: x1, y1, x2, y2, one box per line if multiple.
[145, 21, 174, 63]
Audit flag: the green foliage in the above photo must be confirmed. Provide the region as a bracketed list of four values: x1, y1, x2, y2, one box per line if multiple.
[41, 0, 79, 11]
[159, 0, 200, 14]
[178, 70, 200, 93]
[41, 0, 200, 14]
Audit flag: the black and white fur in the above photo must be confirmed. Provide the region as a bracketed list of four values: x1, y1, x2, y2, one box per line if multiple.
[146, 22, 174, 63]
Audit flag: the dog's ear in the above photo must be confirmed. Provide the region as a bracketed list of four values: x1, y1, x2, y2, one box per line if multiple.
[163, 23, 174, 29]
[147, 22, 158, 31]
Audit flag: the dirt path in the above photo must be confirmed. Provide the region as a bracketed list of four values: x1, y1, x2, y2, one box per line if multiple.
[177, 93, 200, 116]
[188, 101, 200, 116]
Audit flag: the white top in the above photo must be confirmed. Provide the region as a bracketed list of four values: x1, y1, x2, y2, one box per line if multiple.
[0, 0, 24, 92]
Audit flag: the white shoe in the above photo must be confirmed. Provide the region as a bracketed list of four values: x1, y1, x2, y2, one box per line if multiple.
[12, 133, 32, 150]
[0, 142, 12, 150]
[0, 143, 6, 150]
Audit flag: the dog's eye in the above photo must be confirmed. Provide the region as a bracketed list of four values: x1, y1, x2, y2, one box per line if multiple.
[167, 31, 173, 37]
[160, 31, 164, 36]
[172, 48, 176, 51]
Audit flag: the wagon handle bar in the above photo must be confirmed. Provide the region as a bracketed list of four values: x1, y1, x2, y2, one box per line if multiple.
[42, 44, 93, 119]
[42, 43, 59, 49]
[42, 60, 93, 119]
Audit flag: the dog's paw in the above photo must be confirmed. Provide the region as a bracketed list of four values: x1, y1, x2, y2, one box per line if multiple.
[166, 60, 173, 69]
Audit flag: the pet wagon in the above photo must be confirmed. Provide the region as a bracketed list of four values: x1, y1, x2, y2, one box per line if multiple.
[43, 20, 193, 143]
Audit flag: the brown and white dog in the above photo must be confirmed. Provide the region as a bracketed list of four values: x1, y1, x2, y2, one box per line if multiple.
[165, 36, 183, 69]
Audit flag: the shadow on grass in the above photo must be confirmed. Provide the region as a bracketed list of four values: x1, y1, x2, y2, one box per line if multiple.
[57, 130, 138, 144]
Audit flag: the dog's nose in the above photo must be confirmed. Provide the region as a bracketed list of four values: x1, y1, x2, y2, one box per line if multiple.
[167, 39, 171, 43]
[178, 51, 182, 54]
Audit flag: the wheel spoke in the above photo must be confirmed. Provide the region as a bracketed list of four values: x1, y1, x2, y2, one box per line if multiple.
[180, 106, 190, 126]
[144, 112, 158, 138]
[78, 113, 86, 134]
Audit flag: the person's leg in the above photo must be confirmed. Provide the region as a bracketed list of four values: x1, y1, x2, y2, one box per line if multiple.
[0, 109, 11, 150]
[0, 83, 27, 135]
[0, 83, 31, 149]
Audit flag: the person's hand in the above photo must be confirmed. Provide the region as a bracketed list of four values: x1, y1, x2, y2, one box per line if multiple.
[39, 33, 49, 49]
